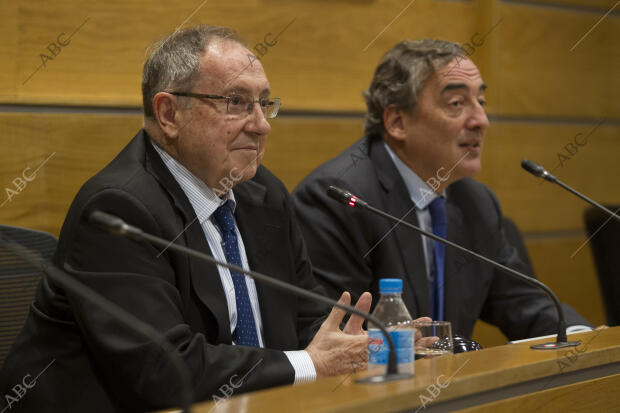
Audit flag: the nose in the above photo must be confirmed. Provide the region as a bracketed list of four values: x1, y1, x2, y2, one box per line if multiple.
[245, 102, 271, 136]
[466, 101, 489, 133]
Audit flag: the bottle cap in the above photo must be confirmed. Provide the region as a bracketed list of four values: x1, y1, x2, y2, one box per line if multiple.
[379, 278, 403, 294]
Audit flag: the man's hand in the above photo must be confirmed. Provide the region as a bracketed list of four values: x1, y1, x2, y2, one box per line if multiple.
[306, 292, 372, 378]
[412, 316, 438, 350]
[343, 292, 372, 335]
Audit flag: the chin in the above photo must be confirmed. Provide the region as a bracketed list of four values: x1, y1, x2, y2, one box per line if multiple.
[458, 162, 482, 179]
[237, 165, 258, 183]
[464, 166, 482, 178]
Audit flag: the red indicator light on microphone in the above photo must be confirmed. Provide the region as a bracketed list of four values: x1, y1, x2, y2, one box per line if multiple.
[348, 196, 358, 207]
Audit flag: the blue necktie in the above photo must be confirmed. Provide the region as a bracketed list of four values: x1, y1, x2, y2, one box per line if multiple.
[428, 197, 447, 321]
[212, 202, 259, 347]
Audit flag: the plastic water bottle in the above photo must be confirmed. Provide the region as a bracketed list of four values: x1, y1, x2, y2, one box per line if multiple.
[368, 278, 414, 374]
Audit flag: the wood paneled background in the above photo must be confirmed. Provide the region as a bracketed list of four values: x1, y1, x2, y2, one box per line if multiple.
[1, 0, 618, 346]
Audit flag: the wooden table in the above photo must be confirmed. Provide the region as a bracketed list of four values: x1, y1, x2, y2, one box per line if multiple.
[163, 327, 620, 412]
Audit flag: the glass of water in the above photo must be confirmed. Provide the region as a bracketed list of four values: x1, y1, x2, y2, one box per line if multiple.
[413, 321, 453, 357]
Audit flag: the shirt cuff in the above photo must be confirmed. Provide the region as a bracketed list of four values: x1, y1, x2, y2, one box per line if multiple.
[566, 325, 593, 334]
[283, 350, 316, 385]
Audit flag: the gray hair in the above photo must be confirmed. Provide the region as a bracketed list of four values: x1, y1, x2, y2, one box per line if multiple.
[141, 25, 245, 119]
[363, 39, 465, 138]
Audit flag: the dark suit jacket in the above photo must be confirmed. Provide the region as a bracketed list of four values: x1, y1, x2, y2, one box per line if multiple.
[0, 130, 326, 412]
[293, 136, 589, 341]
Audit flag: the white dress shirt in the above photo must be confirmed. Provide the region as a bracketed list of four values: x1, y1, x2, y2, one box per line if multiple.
[151, 141, 316, 384]
[384, 142, 440, 280]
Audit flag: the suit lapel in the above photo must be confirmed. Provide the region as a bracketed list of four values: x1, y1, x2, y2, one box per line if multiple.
[232, 178, 290, 348]
[443, 191, 469, 327]
[371, 140, 430, 317]
[142, 132, 231, 343]
[385, 191, 430, 317]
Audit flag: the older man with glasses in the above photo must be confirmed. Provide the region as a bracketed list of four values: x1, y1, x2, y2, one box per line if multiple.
[0, 25, 372, 413]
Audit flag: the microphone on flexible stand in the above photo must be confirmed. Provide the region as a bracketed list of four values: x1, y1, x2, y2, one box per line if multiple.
[88, 210, 412, 383]
[326, 185, 581, 350]
[521, 159, 620, 224]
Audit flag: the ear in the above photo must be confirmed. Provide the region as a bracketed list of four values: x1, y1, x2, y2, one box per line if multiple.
[152, 92, 187, 139]
[383, 104, 407, 142]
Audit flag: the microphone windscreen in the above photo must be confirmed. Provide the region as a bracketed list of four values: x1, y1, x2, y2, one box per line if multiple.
[521, 159, 546, 178]
[88, 210, 126, 234]
[326, 186, 352, 205]
[326, 186, 369, 209]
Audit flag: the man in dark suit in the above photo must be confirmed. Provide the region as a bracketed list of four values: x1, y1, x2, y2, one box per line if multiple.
[0, 25, 371, 412]
[293, 39, 590, 342]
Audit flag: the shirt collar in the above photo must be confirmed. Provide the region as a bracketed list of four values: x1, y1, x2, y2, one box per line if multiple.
[383, 141, 440, 210]
[150, 140, 235, 223]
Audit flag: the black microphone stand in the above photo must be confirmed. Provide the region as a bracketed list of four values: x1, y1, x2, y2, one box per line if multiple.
[521, 159, 620, 224]
[326, 186, 581, 350]
[88, 210, 412, 383]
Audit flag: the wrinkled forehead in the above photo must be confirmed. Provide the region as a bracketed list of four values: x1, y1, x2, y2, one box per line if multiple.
[431, 57, 485, 93]
[197, 39, 270, 93]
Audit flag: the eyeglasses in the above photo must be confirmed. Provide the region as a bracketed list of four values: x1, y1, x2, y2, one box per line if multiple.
[170, 92, 281, 119]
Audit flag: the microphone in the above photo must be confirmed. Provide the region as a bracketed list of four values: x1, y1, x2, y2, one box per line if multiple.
[0, 235, 193, 413]
[88, 210, 411, 383]
[326, 185, 580, 350]
[326, 186, 369, 209]
[89, 210, 144, 239]
[521, 159, 620, 223]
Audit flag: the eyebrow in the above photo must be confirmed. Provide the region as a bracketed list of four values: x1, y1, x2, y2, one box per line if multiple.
[224, 85, 271, 96]
[440, 83, 487, 95]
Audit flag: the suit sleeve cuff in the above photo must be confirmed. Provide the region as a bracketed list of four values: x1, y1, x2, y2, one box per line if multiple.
[283, 350, 316, 385]
[566, 325, 593, 334]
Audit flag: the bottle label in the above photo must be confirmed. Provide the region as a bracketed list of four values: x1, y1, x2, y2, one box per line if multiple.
[368, 329, 414, 365]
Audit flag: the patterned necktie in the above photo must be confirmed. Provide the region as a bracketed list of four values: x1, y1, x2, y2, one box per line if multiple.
[212, 202, 259, 347]
[428, 196, 447, 321]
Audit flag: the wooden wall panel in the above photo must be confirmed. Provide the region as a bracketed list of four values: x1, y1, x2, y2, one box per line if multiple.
[0, 113, 142, 235]
[527, 237, 605, 328]
[517, 0, 619, 10]
[0, 2, 18, 98]
[488, 1, 620, 118]
[2, 1, 618, 117]
[478, 121, 620, 233]
[2, 113, 619, 238]
[263, 117, 364, 189]
[0, 0, 475, 111]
